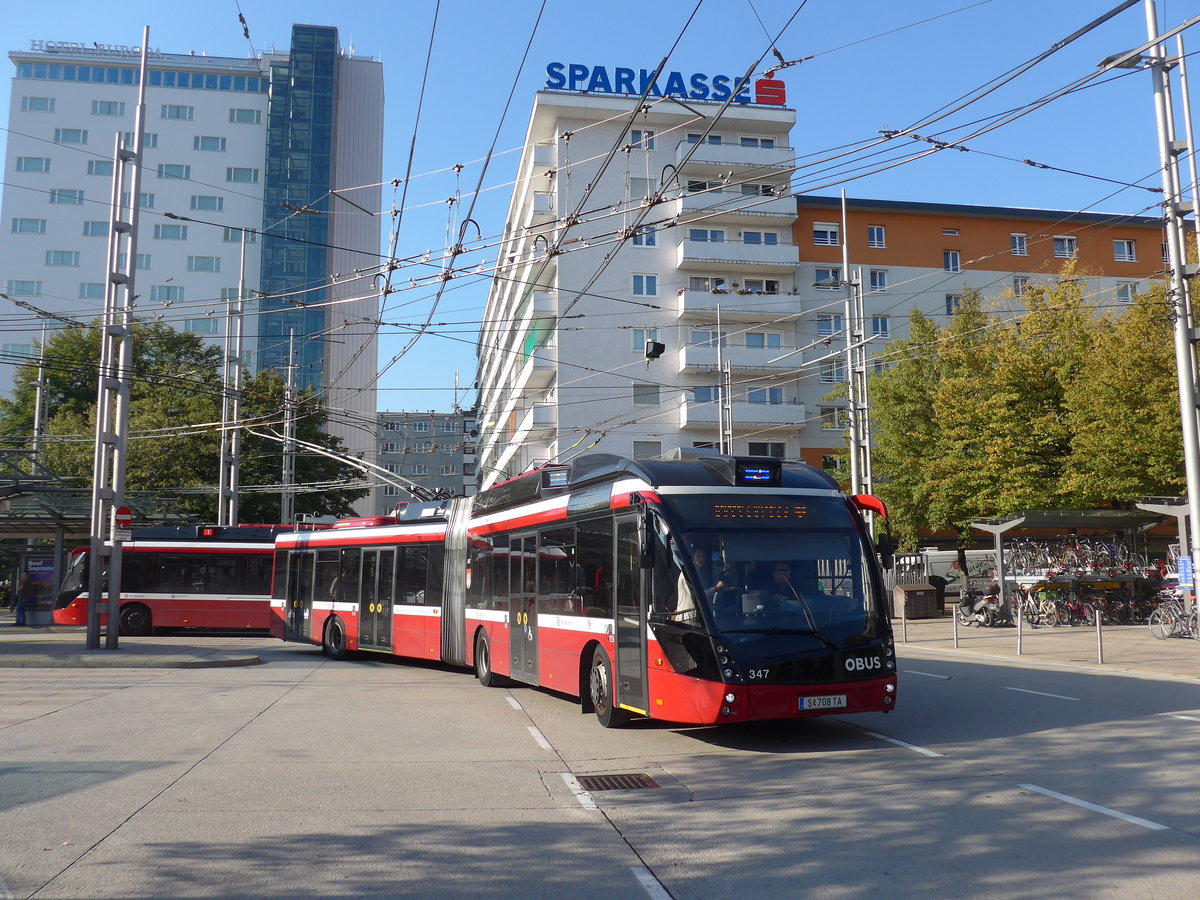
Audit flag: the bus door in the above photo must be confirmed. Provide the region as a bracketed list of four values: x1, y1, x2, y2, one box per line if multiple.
[357, 549, 394, 651]
[510, 533, 538, 684]
[614, 515, 648, 715]
[284, 551, 314, 642]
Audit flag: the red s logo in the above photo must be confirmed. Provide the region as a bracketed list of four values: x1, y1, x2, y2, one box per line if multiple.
[755, 78, 786, 105]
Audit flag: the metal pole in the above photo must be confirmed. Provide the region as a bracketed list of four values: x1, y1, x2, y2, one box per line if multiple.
[281, 329, 296, 524]
[1145, 1, 1200, 610]
[841, 191, 859, 494]
[1096, 608, 1105, 664]
[31, 321, 48, 476]
[715, 305, 727, 454]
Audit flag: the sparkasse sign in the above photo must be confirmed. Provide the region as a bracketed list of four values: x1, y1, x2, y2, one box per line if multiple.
[545, 62, 786, 106]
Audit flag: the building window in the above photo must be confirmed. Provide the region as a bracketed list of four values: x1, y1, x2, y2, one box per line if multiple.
[191, 195, 224, 211]
[631, 226, 656, 247]
[1113, 239, 1137, 262]
[1011, 233, 1028, 256]
[746, 331, 781, 349]
[443, 421, 458, 433]
[184, 318, 217, 334]
[11, 218, 46, 234]
[688, 276, 726, 292]
[91, 100, 125, 116]
[942, 228, 959, 236]
[411, 464, 429, 476]
[412, 421, 429, 432]
[1053, 236, 1077, 259]
[1013, 276, 1028, 297]
[16, 157, 51, 172]
[1116, 282, 1137, 303]
[223, 227, 256, 243]
[117, 253, 151, 270]
[440, 464, 458, 476]
[632, 273, 658, 297]
[79, 283, 104, 299]
[632, 328, 659, 351]
[945, 294, 961, 315]
[869, 269, 888, 292]
[121, 192, 155, 209]
[632, 383, 660, 406]
[162, 104, 194, 120]
[21, 96, 54, 112]
[820, 361, 847, 384]
[50, 189, 84, 205]
[814, 266, 842, 290]
[154, 224, 187, 240]
[632, 440, 662, 459]
[872, 315, 889, 338]
[229, 108, 261, 124]
[819, 407, 849, 430]
[691, 386, 717, 404]
[742, 278, 779, 293]
[686, 179, 721, 193]
[123, 131, 158, 148]
[742, 230, 778, 245]
[151, 285, 185, 302]
[813, 223, 840, 246]
[747, 387, 783, 405]
[867, 225, 886, 248]
[630, 129, 655, 149]
[226, 167, 259, 183]
[740, 136, 776, 149]
[157, 163, 191, 180]
[742, 183, 777, 197]
[413, 441, 433, 453]
[187, 256, 220, 272]
[943, 250, 961, 272]
[54, 128, 87, 144]
[689, 228, 725, 243]
[817, 314, 843, 337]
[686, 132, 722, 144]
[45, 250, 80, 267]
[194, 136, 227, 152]
[380, 441, 401, 453]
[82, 221, 108, 237]
[748, 442, 785, 458]
[87, 160, 113, 176]
[690, 330, 726, 348]
[6, 280, 42, 296]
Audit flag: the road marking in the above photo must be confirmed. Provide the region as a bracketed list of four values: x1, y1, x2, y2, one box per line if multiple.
[505, 696, 522, 710]
[560, 772, 598, 810]
[1019, 784, 1168, 831]
[906, 670, 951, 679]
[864, 730, 944, 757]
[527, 725, 552, 750]
[631, 866, 671, 899]
[1005, 687, 1079, 701]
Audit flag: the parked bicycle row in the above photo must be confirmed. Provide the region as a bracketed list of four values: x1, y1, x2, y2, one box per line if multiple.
[955, 583, 1174, 629]
[1005, 537, 1160, 580]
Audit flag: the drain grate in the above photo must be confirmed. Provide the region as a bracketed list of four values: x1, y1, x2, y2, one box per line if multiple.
[576, 773, 661, 792]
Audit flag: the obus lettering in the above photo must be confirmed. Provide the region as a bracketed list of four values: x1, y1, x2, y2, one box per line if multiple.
[844, 656, 881, 673]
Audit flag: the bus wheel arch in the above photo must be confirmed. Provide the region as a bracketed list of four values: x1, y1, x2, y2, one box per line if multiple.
[588, 644, 629, 728]
[474, 628, 503, 687]
[119, 603, 152, 636]
[323, 616, 350, 660]
[579, 640, 602, 713]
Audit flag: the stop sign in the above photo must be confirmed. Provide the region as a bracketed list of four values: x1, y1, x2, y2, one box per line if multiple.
[114, 506, 132, 528]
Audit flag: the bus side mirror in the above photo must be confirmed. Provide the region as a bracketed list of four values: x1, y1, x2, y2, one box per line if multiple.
[876, 533, 896, 571]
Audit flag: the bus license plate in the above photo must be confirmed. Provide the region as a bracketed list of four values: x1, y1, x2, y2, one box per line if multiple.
[799, 694, 846, 711]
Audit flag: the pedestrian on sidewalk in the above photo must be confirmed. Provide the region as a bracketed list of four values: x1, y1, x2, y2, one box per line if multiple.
[13, 571, 32, 626]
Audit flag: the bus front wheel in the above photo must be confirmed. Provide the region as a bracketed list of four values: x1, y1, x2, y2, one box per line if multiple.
[589, 646, 629, 728]
[475, 631, 502, 687]
[119, 603, 152, 636]
[324, 617, 349, 660]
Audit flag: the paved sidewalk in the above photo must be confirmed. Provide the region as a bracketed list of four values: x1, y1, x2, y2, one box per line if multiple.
[0, 612, 265, 668]
[894, 612, 1200, 681]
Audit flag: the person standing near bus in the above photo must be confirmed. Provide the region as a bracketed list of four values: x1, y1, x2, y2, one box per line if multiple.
[12, 571, 32, 626]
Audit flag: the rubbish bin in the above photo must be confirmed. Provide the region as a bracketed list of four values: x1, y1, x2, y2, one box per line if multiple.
[892, 583, 940, 619]
[24, 598, 53, 626]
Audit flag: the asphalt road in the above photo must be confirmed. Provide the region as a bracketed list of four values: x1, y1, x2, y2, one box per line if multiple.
[2, 637, 1199, 899]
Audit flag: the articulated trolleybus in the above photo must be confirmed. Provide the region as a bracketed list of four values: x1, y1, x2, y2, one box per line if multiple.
[54, 525, 290, 634]
[271, 453, 898, 727]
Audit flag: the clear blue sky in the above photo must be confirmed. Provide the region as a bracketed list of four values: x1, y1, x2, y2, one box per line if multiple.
[1, 1, 1187, 413]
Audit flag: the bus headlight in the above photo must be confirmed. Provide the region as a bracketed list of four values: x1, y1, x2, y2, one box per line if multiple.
[886, 683, 896, 693]
[724, 692, 737, 704]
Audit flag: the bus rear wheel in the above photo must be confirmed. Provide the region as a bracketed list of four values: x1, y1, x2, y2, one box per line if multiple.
[119, 603, 152, 636]
[475, 631, 502, 687]
[589, 646, 629, 728]
[324, 617, 350, 660]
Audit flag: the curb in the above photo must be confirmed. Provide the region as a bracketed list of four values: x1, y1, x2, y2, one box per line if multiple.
[0, 654, 264, 669]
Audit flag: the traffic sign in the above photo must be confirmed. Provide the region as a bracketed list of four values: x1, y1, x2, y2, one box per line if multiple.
[114, 506, 132, 529]
[1179, 555, 1193, 590]
[112, 528, 132, 542]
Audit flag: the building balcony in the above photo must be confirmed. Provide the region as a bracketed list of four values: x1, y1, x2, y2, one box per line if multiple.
[679, 396, 806, 430]
[674, 190, 797, 225]
[532, 290, 557, 318]
[676, 238, 799, 272]
[678, 345, 799, 374]
[676, 289, 798, 321]
[521, 343, 557, 390]
[522, 191, 555, 229]
[532, 141, 556, 171]
[520, 402, 557, 439]
[675, 140, 795, 175]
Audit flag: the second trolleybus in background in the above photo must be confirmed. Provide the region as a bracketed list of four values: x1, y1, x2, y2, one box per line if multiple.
[53, 525, 295, 634]
[271, 453, 898, 727]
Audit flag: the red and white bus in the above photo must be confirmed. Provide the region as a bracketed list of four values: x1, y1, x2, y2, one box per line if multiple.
[53, 525, 298, 634]
[271, 453, 898, 727]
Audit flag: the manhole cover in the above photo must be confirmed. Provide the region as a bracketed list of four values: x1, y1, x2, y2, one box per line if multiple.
[576, 773, 661, 792]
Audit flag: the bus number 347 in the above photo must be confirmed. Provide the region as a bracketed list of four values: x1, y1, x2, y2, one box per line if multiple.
[746, 669, 770, 680]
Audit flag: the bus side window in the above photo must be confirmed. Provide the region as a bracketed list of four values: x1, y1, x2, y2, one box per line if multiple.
[314, 550, 340, 601]
[425, 545, 444, 608]
[337, 548, 361, 603]
[577, 516, 614, 618]
[398, 547, 428, 605]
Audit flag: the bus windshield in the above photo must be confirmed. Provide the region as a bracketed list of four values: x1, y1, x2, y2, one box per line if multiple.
[665, 497, 883, 650]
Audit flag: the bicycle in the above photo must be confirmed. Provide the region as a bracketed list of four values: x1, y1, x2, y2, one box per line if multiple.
[1147, 594, 1198, 640]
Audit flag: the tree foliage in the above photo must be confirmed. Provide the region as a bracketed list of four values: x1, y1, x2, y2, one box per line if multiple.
[868, 274, 1184, 550]
[0, 322, 368, 521]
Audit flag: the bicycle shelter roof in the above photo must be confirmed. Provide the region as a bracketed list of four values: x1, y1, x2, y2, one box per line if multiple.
[970, 509, 1168, 537]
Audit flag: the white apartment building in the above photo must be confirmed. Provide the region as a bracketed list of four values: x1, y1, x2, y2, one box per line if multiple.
[476, 85, 800, 488]
[0, 27, 383, 460]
